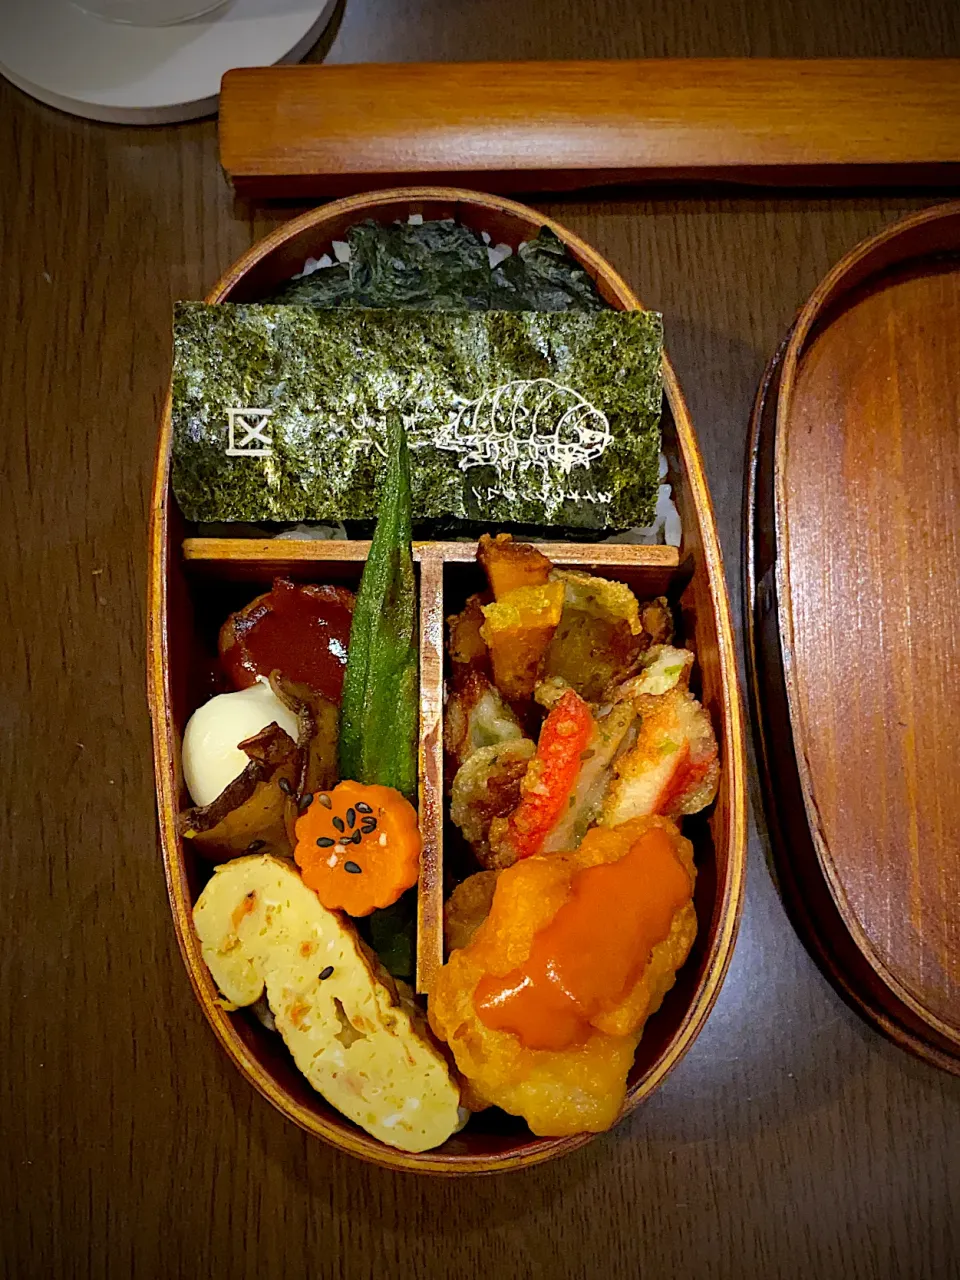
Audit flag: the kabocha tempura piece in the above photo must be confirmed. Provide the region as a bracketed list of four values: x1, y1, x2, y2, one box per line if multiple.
[339, 415, 418, 801]
[480, 582, 565, 701]
[429, 817, 696, 1136]
[477, 533, 552, 599]
[294, 781, 422, 917]
[193, 856, 462, 1154]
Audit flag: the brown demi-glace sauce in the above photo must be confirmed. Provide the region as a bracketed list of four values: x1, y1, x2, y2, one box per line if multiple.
[220, 578, 355, 704]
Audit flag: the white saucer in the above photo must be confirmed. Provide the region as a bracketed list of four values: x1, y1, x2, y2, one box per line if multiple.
[0, 0, 337, 124]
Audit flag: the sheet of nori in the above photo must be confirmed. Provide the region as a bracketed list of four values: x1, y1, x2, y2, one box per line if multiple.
[171, 304, 663, 531]
[264, 222, 607, 313]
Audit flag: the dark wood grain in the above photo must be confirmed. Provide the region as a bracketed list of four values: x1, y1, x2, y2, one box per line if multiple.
[2, 0, 960, 1272]
[219, 59, 960, 199]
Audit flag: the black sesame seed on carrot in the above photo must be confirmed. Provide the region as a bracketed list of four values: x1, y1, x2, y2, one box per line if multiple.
[298, 792, 314, 813]
[346, 807, 356, 830]
[360, 818, 377, 834]
[278, 777, 293, 796]
[349, 830, 363, 844]
[317, 794, 332, 809]
[318, 965, 334, 981]
[316, 836, 335, 848]
[344, 861, 362, 874]
[332, 815, 345, 833]
[355, 801, 372, 814]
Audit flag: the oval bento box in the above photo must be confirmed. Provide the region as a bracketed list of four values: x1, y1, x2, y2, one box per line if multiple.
[148, 187, 748, 1173]
[745, 201, 960, 1075]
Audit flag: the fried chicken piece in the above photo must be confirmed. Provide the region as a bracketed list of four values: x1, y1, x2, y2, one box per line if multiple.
[602, 685, 720, 824]
[444, 871, 501, 953]
[428, 816, 697, 1137]
[450, 739, 536, 868]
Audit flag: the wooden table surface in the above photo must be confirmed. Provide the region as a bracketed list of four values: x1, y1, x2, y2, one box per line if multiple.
[2, 2, 960, 1276]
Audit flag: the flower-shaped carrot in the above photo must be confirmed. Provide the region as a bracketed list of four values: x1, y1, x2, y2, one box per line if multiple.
[294, 781, 422, 917]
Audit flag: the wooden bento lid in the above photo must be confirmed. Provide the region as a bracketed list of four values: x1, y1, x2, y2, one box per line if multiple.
[745, 201, 960, 1073]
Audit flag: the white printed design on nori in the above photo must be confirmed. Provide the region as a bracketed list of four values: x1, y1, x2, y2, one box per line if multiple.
[417, 379, 612, 479]
[225, 408, 274, 457]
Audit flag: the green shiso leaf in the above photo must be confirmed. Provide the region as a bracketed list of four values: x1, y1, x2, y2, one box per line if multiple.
[171, 304, 663, 531]
[338, 413, 418, 802]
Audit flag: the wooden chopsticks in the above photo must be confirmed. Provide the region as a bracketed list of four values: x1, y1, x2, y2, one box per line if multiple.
[219, 59, 960, 198]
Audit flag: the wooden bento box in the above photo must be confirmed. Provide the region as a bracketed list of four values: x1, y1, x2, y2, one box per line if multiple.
[147, 188, 747, 1174]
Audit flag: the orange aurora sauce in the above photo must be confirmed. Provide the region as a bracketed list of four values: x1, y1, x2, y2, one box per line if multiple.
[474, 827, 692, 1051]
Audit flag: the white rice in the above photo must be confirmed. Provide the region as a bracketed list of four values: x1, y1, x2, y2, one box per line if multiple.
[602, 458, 681, 547]
[291, 252, 333, 279]
[274, 522, 348, 542]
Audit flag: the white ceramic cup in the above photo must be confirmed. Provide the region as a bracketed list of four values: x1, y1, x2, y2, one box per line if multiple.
[71, 0, 229, 24]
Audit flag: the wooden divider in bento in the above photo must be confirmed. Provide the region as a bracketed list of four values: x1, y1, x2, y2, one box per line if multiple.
[181, 536, 682, 994]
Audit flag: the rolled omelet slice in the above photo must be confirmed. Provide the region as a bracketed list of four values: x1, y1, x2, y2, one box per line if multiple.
[193, 855, 462, 1153]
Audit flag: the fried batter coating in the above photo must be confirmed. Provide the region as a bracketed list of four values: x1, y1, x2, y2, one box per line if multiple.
[447, 594, 491, 678]
[444, 871, 501, 952]
[428, 817, 697, 1136]
[444, 671, 524, 772]
[602, 686, 720, 823]
[450, 739, 536, 868]
[481, 582, 565, 701]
